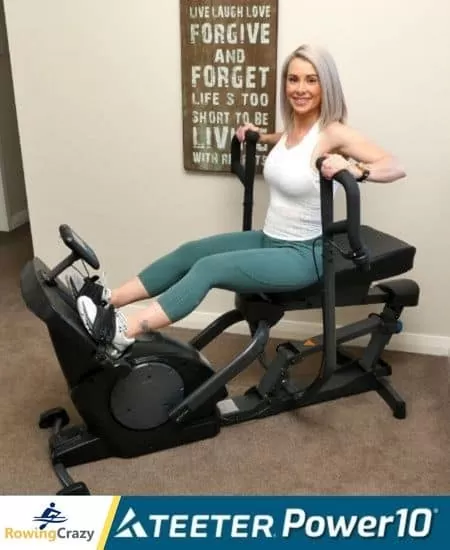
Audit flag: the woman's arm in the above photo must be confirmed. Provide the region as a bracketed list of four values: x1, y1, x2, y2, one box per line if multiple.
[323, 123, 406, 183]
[259, 131, 284, 146]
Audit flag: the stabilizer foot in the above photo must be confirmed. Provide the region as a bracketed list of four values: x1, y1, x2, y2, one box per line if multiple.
[39, 408, 93, 495]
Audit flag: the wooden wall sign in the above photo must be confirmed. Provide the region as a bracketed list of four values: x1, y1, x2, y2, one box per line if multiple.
[180, 0, 278, 173]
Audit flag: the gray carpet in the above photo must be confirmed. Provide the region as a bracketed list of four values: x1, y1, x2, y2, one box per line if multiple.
[1, 225, 448, 495]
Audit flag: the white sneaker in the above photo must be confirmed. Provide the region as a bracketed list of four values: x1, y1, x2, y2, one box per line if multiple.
[66, 272, 112, 306]
[77, 295, 135, 354]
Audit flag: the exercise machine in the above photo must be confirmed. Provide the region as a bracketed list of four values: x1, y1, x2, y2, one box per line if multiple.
[20, 132, 419, 495]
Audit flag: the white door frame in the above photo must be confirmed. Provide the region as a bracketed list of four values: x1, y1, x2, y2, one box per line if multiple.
[0, 137, 10, 231]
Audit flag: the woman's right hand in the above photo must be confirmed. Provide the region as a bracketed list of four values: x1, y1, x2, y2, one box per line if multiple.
[235, 123, 260, 143]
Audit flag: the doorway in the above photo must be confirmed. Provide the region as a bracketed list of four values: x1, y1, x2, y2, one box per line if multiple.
[0, 0, 30, 236]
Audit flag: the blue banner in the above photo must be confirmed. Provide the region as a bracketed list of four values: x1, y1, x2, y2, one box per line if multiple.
[104, 496, 449, 548]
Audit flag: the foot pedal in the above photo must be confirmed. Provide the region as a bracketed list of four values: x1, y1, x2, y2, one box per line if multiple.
[216, 393, 271, 426]
[216, 398, 240, 417]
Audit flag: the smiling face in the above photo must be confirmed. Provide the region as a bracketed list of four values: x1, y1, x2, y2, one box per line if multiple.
[285, 57, 322, 119]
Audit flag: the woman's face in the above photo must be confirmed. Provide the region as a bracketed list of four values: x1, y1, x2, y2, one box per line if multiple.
[285, 57, 322, 118]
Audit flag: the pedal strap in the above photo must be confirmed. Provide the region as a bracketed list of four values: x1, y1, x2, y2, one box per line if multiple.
[91, 305, 116, 344]
[79, 276, 105, 305]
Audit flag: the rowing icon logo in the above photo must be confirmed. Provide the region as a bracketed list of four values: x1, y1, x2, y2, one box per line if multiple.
[32, 502, 68, 530]
[114, 508, 148, 538]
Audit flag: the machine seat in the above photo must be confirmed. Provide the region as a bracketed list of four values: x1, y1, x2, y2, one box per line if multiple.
[241, 225, 416, 310]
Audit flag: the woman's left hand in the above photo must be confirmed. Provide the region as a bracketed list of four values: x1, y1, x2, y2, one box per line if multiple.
[319, 154, 351, 180]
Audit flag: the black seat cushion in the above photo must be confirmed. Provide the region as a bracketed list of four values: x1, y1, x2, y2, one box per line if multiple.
[246, 225, 416, 308]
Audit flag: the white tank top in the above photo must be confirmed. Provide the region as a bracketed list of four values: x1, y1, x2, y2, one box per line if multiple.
[262, 122, 323, 241]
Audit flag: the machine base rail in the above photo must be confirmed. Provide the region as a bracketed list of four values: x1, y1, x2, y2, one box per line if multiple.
[217, 357, 406, 426]
[41, 407, 222, 494]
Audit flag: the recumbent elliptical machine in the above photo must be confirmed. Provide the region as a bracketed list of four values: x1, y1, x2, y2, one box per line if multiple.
[20, 131, 419, 495]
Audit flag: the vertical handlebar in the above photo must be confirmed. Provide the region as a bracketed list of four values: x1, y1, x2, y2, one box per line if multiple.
[316, 157, 370, 270]
[231, 130, 260, 231]
[230, 131, 260, 184]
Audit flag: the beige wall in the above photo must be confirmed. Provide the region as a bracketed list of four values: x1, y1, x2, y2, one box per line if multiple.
[4, 0, 450, 355]
[0, 0, 27, 231]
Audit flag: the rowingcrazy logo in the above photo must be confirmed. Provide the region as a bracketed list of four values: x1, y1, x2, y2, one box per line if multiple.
[4, 502, 95, 543]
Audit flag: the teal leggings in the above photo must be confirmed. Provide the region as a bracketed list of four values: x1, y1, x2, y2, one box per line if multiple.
[138, 230, 323, 322]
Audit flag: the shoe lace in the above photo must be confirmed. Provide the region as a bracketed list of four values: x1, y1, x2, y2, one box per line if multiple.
[115, 309, 128, 335]
[97, 270, 108, 292]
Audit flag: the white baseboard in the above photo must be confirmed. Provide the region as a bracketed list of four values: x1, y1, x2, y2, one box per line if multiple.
[123, 305, 450, 358]
[9, 208, 29, 230]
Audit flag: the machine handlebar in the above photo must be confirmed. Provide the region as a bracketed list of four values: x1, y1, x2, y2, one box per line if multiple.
[315, 157, 370, 270]
[230, 130, 260, 231]
[59, 224, 100, 270]
[230, 130, 260, 187]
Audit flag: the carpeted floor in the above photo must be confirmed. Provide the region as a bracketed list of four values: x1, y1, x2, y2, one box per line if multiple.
[1, 224, 449, 496]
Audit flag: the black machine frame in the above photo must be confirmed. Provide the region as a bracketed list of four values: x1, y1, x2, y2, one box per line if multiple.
[169, 132, 417, 424]
[20, 132, 419, 495]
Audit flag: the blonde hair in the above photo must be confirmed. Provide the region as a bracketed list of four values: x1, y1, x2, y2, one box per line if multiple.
[280, 44, 347, 129]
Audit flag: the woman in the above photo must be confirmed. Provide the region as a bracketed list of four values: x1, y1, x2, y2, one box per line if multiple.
[73, 44, 406, 355]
